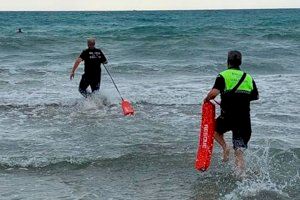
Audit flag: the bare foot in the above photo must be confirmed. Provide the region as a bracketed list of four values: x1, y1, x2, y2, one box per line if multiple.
[234, 168, 247, 179]
[222, 147, 230, 162]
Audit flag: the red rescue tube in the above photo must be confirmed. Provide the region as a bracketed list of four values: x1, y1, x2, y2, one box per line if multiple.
[195, 101, 216, 172]
[121, 99, 134, 116]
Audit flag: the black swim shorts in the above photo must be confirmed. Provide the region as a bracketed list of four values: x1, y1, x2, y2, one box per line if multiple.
[215, 115, 252, 150]
[79, 74, 101, 98]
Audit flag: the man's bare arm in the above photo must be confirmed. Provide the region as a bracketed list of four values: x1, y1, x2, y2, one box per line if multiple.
[70, 58, 83, 80]
[204, 88, 220, 102]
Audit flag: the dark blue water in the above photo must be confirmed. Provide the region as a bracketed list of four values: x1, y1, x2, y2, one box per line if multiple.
[0, 10, 299, 199]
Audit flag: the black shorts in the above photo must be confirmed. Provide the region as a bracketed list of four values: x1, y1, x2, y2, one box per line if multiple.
[79, 74, 101, 98]
[215, 115, 252, 150]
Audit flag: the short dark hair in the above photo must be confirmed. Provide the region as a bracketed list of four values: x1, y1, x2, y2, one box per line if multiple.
[227, 51, 242, 68]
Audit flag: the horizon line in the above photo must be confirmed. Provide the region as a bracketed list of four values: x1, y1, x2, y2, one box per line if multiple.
[0, 7, 299, 12]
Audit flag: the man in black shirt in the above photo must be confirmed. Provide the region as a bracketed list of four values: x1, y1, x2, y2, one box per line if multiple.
[204, 51, 259, 173]
[70, 38, 107, 98]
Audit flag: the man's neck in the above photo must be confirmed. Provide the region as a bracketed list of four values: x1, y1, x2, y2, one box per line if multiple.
[228, 65, 241, 70]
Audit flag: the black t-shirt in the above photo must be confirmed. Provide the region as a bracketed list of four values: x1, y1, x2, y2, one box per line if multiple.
[79, 48, 107, 78]
[213, 75, 259, 117]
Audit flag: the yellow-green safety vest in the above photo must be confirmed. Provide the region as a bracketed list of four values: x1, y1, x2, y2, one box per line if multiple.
[219, 69, 254, 94]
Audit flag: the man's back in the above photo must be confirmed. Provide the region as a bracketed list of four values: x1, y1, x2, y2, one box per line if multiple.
[80, 48, 107, 78]
[203, 50, 259, 173]
[213, 68, 259, 118]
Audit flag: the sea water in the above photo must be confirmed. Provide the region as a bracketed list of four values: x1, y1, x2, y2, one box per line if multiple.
[0, 9, 299, 199]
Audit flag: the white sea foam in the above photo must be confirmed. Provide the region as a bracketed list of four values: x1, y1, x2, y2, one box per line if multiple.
[222, 141, 299, 200]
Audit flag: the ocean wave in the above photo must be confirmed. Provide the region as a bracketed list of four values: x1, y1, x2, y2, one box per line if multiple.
[0, 80, 9, 85]
[255, 113, 300, 124]
[223, 145, 300, 199]
[0, 68, 10, 74]
[135, 100, 198, 107]
[15, 69, 47, 76]
[0, 99, 199, 112]
[0, 147, 298, 170]
[0, 36, 58, 49]
[0, 152, 186, 170]
[122, 25, 179, 35]
[261, 32, 300, 41]
[0, 103, 69, 110]
[107, 63, 220, 74]
[0, 156, 93, 169]
[0, 100, 192, 113]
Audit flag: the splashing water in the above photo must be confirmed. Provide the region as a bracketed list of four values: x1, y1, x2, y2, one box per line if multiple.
[223, 140, 299, 199]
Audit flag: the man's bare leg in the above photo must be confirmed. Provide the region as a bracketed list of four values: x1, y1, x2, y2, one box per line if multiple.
[214, 132, 230, 162]
[234, 149, 245, 174]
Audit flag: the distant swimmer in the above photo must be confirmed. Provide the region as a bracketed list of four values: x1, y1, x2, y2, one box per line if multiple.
[203, 51, 259, 174]
[70, 38, 108, 98]
[17, 28, 23, 33]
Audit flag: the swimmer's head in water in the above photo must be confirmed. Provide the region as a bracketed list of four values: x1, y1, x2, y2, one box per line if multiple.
[227, 50, 242, 69]
[87, 38, 96, 49]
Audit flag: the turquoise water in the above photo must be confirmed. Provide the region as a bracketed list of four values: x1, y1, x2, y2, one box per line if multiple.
[0, 9, 299, 199]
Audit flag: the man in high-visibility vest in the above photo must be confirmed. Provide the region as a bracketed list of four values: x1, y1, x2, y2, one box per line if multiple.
[204, 51, 259, 173]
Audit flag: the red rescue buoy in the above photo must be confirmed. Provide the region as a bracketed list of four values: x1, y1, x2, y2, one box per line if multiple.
[195, 101, 216, 172]
[121, 99, 134, 116]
